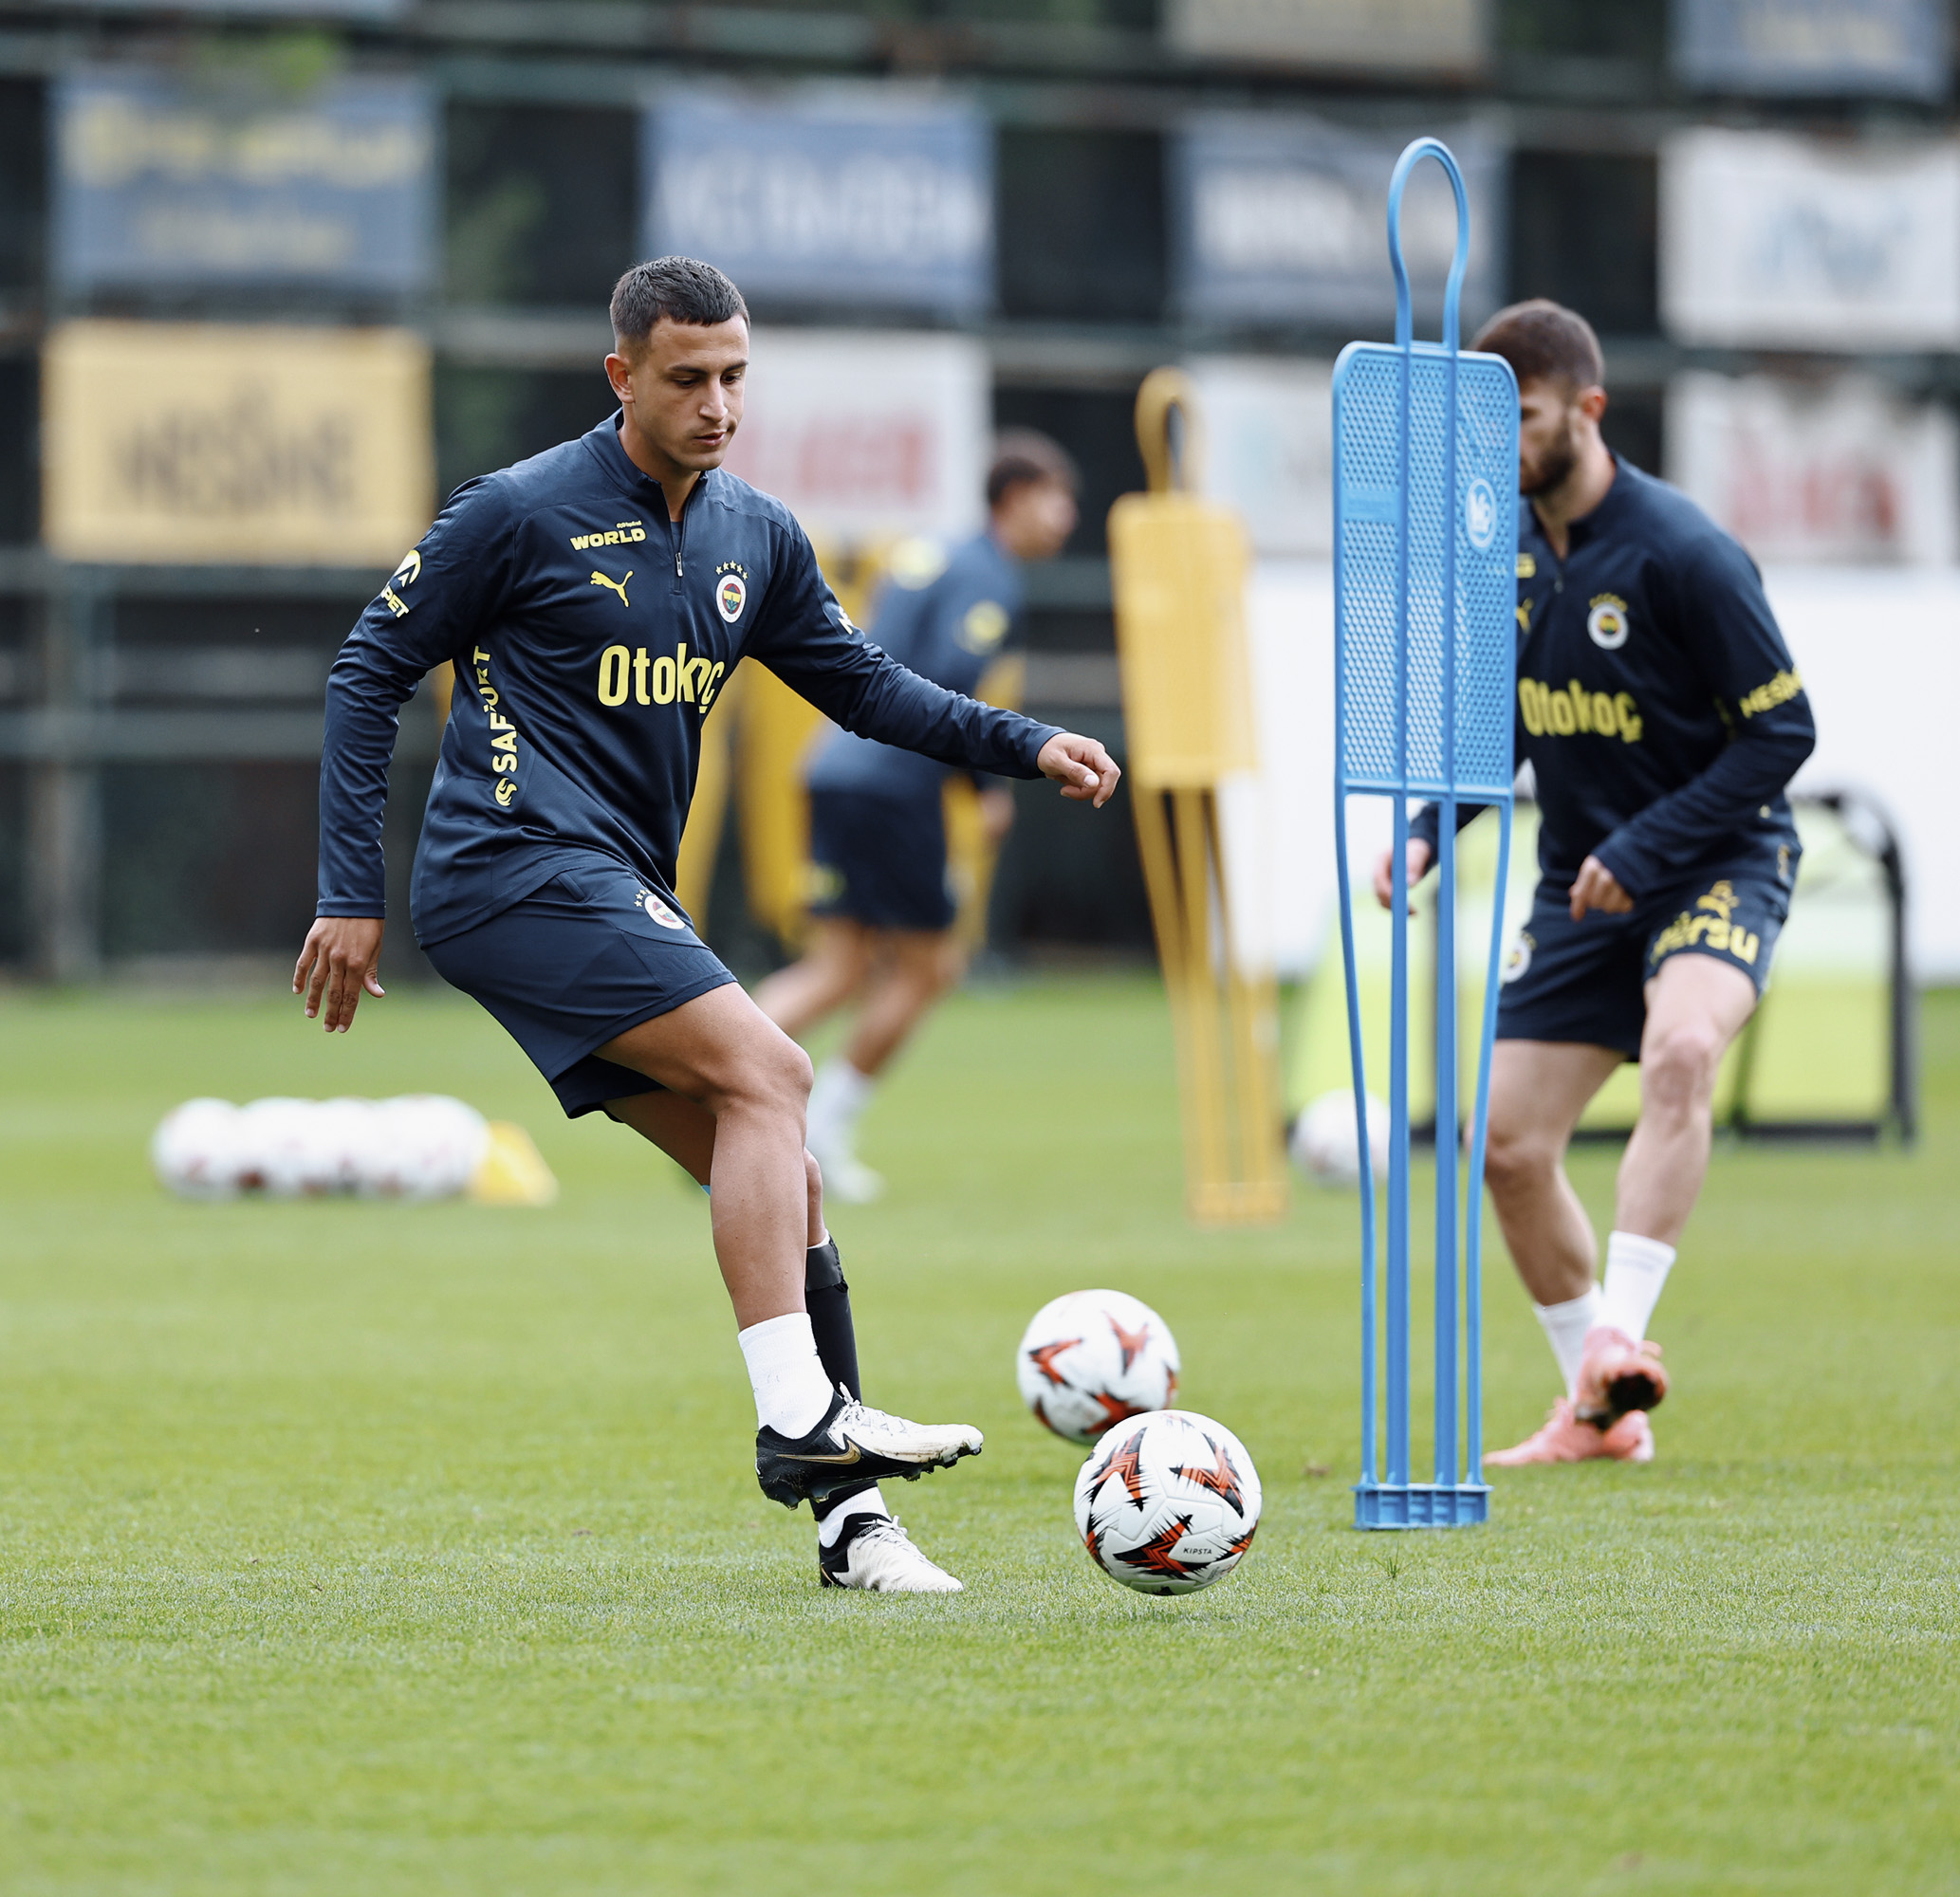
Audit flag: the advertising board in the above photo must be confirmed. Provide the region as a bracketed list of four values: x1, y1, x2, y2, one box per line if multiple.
[53, 70, 435, 292]
[722, 328, 989, 545]
[644, 90, 991, 319]
[1661, 128, 1960, 349]
[43, 322, 433, 566]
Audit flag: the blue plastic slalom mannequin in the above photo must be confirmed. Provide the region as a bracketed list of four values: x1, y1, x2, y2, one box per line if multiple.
[1331, 138, 1520, 1529]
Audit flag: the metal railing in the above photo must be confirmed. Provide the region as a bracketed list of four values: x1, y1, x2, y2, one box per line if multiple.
[0, 553, 434, 979]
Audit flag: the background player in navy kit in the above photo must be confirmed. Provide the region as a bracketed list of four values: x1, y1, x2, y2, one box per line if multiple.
[1376, 300, 1816, 1465]
[293, 257, 1121, 1592]
[754, 433, 1079, 1202]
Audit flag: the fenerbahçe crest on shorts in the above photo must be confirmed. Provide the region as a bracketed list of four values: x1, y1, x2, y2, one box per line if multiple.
[636, 885, 686, 931]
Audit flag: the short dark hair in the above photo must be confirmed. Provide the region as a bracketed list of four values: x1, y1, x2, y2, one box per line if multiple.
[1471, 299, 1604, 394]
[987, 429, 1078, 509]
[610, 256, 749, 350]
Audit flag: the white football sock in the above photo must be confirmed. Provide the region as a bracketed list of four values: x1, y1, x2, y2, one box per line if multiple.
[816, 1485, 890, 1548]
[736, 1312, 835, 1439]
[1600, 1231, 1676, 1341]
[1534, 1285, 1604, 1399]
[807, 1058, 875, 1151]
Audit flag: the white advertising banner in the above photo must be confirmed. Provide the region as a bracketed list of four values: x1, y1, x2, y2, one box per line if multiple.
[1661, 128, 1960, 349]
[1667, 370, 1960, 565]
[1240, 560, 1337, 978]
[1166, 0, 1487, 73]
[1187, 357, 1334, 559]
[721, 328, 988, 545]
[1772, 566, 1960, 979]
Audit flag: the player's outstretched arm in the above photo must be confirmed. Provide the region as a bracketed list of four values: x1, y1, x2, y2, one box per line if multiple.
[1037, 732, 1120, 808]
[294, 915, 385, 1033]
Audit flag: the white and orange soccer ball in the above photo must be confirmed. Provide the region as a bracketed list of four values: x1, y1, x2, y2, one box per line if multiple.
[1072, 1409, 1262, 1597]
[1289, 1088, 1391, 1188]
[1015, 1289, 1180, 1446]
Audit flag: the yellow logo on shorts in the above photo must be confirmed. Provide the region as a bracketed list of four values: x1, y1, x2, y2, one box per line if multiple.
[1501, 930, 1535, 985]
[1649, 881, 1759, 967]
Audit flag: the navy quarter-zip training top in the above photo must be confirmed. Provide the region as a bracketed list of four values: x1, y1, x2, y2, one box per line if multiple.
[1413, 456, 1816, 896]
[316, 415, 1063, 947]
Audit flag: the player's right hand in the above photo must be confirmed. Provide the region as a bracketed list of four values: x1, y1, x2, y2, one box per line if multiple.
[1372, 838, 1433, 912]
[294, 916, 386, 1033]
[1037, 732, 1120, 807]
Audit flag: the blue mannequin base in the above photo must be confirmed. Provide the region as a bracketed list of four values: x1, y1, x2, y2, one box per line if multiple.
[1354, 1482, 1490, 1529]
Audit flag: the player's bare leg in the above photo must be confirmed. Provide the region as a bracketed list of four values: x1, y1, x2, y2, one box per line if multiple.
[1480, 1039, 1636, 1465]
[752, 918, 874, 1041]
[843, 929, 966, 1077]
[604, 1087, 825, 1248]
[598, 991, 979, 1563]
[778, 926, 967, 1206]
[599, 986, 815, 1328]
[1572, 953, 1760, 1426]
[1617, 953, 1759, 1243]
[1482, 1040, 1622, 1306]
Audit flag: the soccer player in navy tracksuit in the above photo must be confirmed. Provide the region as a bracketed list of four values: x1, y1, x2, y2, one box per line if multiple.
[296, 258, 1120, 1592]
[753, 432, 1079, 1204]
[1378, 300, 1816, 1465]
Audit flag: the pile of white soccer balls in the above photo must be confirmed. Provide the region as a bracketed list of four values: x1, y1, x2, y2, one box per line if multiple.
[150, 1095, 491, 1201]
[1015, 1289, 1264, 1598]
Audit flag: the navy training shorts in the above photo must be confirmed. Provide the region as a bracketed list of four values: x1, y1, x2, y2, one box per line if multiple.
[805, 787, 956, 933]
[422, 859, 737, 1118]
[1496, 858, 1793, 1059]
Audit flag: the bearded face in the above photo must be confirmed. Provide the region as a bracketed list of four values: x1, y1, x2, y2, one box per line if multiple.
[1518, 383, 1584, 497]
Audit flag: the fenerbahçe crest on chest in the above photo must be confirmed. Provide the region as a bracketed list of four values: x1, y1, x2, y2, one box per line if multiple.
[573, 517, 736, 715]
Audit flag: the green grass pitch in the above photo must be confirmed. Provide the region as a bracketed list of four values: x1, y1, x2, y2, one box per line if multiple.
[1, 975, 1955, 1894]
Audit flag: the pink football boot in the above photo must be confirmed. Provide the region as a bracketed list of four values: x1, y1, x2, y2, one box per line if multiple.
[1484, 1398, 1654, 1465]
[1574, 1324, 1670, 1426]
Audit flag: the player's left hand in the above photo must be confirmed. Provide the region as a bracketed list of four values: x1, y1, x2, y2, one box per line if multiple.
[1038, 733, 1120, 808]
[1569, 856, 1634, 920]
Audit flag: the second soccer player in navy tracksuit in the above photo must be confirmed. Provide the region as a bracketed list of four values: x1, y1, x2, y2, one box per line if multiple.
[1381, 299, 1816, 1467]
[296, 257, 1121, 1593]
[753, 433, 1079, 1204]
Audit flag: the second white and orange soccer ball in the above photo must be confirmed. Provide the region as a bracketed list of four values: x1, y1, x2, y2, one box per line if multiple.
[1015, 1289, 1180, 1446]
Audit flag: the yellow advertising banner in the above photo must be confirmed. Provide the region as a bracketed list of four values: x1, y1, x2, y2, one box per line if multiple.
[43, 320, 432, 564]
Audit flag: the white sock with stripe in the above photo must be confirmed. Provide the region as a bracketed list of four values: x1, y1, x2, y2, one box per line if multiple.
[1600, 1231, 1676, 1342]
